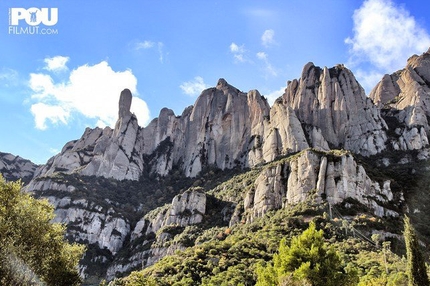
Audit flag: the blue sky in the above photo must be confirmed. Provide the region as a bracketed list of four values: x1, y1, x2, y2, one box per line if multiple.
[0, 0, 429, 164]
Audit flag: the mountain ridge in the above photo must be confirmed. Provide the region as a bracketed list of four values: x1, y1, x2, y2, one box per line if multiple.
[2, 48, 430, 284]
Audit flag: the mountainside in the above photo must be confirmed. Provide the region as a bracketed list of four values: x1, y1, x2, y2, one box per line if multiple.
[2, 48, 430, 284]
[0, 152, 38, 183]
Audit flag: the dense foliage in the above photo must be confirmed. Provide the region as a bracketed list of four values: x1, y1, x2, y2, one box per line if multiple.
[256, 221, 355, 286]
[107, 198, 429, 286]
[0, 175, 85, 286]
[404, 215, 430, 286]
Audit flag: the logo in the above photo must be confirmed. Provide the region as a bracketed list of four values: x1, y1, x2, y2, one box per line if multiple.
[8, 7, 58, 35]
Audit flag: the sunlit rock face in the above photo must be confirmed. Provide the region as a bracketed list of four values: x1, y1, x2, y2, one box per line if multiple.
[244, 149, 398, 223]
[283, 63, 388, 156]
[370, 49, 430, 151]
[12, 52, 430, 283]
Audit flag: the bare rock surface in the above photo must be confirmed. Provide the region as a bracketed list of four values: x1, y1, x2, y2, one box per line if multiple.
[0, 152, 38, 183]
[245, 149, 398, 222]
[283, 63, 388, 156]
[370, 49, 430, 150]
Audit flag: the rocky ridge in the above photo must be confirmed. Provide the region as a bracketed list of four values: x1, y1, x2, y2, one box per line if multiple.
[370, 48, 430, 151]
[28, 62, 425, 186]
[3, 49, 430, 283]
[0, 152, 38, 183]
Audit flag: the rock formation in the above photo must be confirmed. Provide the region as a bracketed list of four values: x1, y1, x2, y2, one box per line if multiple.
[244, 149, 398, 223]
[32, 91, 145, 181]
[283, 63, 388, 156]
[5, 48, 429, 283]
[47, 195, 130, 255]
[0, 152, 38, 183]
[370, 49, 430, 151]
[106, 189, 206, 279]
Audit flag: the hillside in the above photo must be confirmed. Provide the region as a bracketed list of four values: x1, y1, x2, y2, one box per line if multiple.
[1, 48, 430, 285]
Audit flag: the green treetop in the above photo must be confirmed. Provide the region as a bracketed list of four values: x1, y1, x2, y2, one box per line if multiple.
[256, 221, 355, 286]
[0, 175, 85, 286]
[404, 215, 430, 286]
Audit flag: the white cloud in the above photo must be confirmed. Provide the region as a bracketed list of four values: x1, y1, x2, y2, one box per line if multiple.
[256, 52, 268, 60]
[230, 43, 245, 53]
[0, 68, 19, 87]
[180, 76, 209, 96]
[354, 69, 385, 95]
[229, 42, 250, 63]
[157, 42, 164, 63]
[265, 82, 287, 106]
[261, 29, 275, 47]
[345, 0, 430, 92]
[256, 51, 277, 77]
[135, 40, 155, 49]
[29, 59, 150, 130]
[135, 40, 165, 63]
[30, 103, 69, 130]
[43, 56, 69, 72]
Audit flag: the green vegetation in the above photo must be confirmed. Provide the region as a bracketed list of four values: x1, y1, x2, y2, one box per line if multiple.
[107, 199, 426, 286]
[256, 221, 355, 286]
[404, 215, 429, 286]
[5, 147, 429, 285]
[0, 175, 85, 286]
[104, 148, 430, 285]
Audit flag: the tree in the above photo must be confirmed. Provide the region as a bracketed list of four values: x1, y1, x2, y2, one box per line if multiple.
[404, 215, 430, 286]
[0, 175, 85, 286]
[256, 221, 355, 286]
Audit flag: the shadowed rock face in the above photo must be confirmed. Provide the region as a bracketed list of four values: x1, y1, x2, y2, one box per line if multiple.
[0, 152, 38, 183]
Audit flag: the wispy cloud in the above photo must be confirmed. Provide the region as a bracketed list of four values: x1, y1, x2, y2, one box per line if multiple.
[43, 56, 69, 72]
[261, 29, 275, 47]
[135, 40, 165, 63]
[257, 52, 277, 77]
[230, 43, 245, 53]
[0, 68, 19, 87]
[157, 42, 164, 63]
[229, 42, 250, 63]
[135, 40, 155, 49]
[345, 0, 430, 92]
[29, 57, 150, 130]
[180, 76, 209, 96]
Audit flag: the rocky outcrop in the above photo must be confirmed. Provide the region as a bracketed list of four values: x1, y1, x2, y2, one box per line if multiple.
[18, 50, 430, 283]
[0, 152, 38, 183]
[106, 189, 206, 279]
[244, 149, 399, 222]
[134, 188, 206, 236]
[47, 196, 130, 255]
[370, 49, 430, 151]
[32, 58, 430, 183]
[283, 63, 388, 156]
[32, 90, 145, 181]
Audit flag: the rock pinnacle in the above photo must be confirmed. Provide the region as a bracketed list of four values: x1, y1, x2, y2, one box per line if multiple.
[118, 89, 132, 118]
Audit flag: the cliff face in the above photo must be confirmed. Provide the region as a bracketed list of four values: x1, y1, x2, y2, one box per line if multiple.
[370, 49, 430, 151]
[31, 59, 429, 184]
[0, 152, 38, 183]
[4, 49, 429, 283]
[283, 63, 388, 156]
[244, 149, 398, 223]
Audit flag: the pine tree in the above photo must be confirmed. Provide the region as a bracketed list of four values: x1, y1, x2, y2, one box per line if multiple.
[256, 221, 355, 286]
[404, 215, 430, 286]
